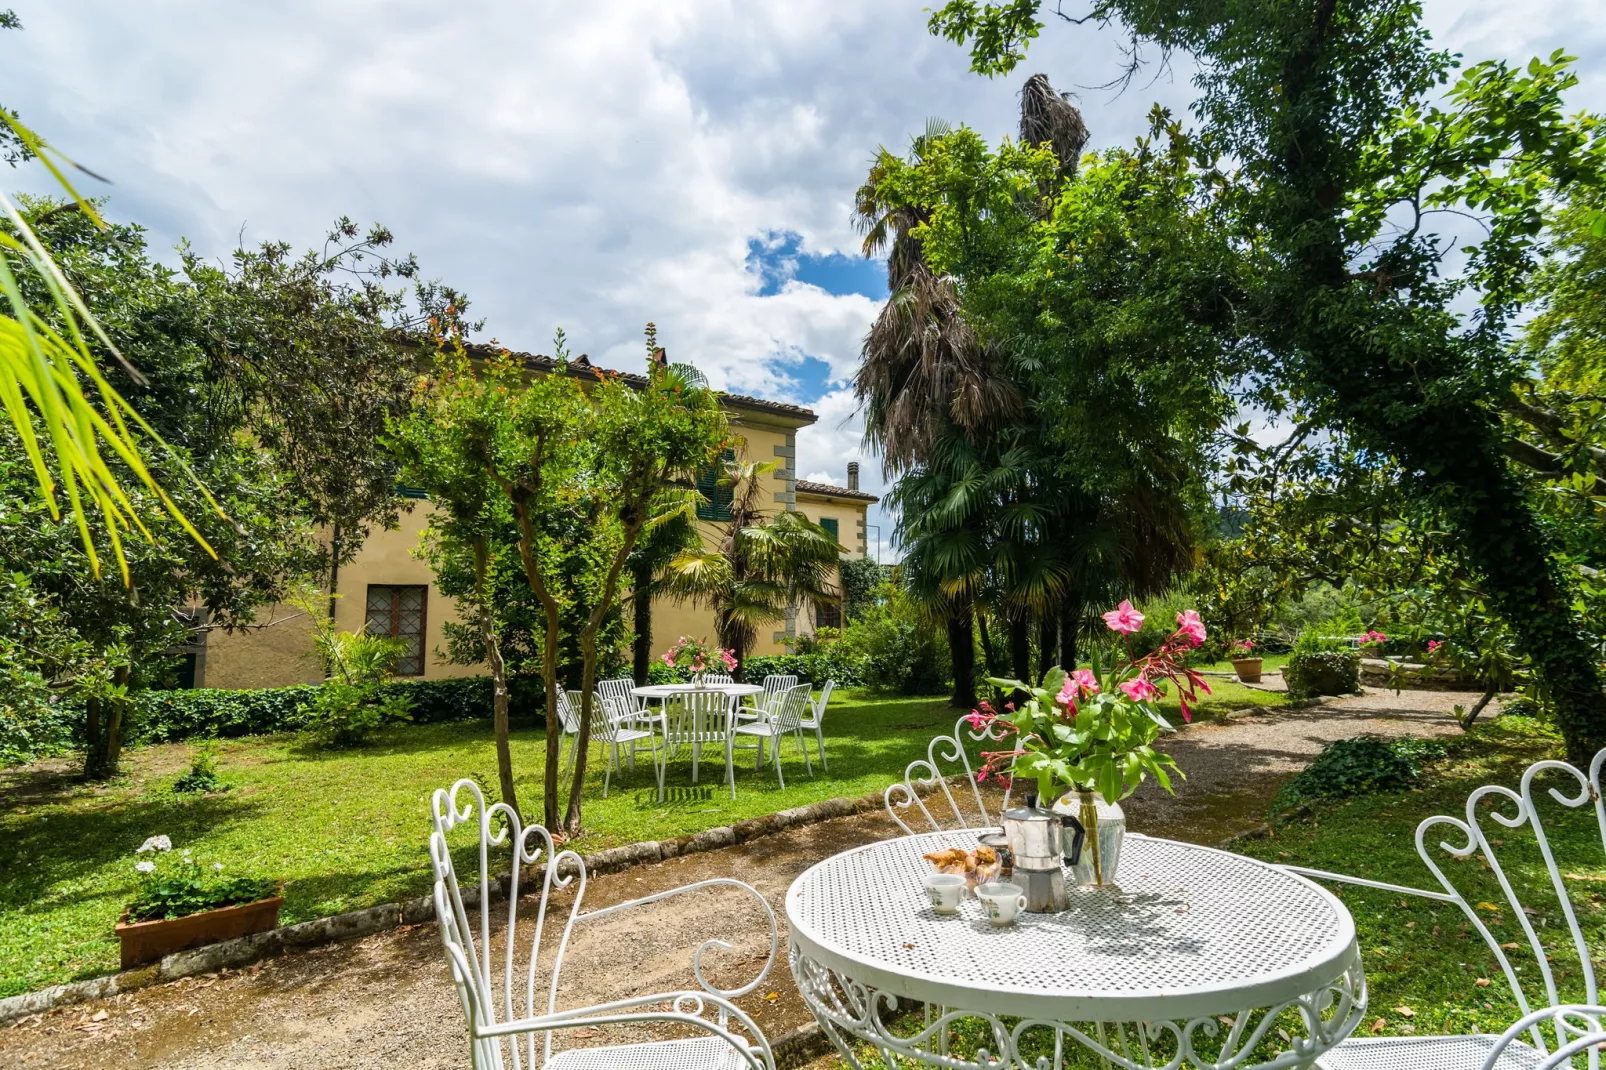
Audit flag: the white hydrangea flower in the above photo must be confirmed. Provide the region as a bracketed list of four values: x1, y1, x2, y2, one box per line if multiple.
[137, 835, 172, 854]
[135, 860, 156, 873]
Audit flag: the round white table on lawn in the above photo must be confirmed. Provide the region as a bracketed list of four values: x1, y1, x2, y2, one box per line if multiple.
[786, 830, 1367, 1070]
[632, 683, 766, 784]
[630, 683, 765, 700]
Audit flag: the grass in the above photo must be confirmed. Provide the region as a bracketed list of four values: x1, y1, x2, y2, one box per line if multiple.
[0, 680, 1283, 998]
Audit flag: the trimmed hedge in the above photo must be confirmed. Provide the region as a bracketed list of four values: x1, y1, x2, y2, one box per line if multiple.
[130, 675, 545, 745]
[1284, 651, 1360, 699]
[743, 653, 861, 687]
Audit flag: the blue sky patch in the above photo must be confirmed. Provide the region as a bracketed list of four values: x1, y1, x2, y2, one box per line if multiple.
[747, 230, 887, 300]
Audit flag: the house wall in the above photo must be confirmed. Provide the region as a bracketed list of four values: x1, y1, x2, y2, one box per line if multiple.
[793, 492, 872, 639]
[199, 407, 817, 687]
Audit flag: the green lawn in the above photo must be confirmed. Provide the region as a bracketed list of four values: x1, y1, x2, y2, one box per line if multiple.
[0, 681, 1285, 998]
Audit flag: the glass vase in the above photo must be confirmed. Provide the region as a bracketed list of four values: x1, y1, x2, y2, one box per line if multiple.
[1054, 789, 1126, 887]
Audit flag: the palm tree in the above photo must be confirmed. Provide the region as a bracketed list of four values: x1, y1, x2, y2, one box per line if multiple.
[661, 458, 840, 673]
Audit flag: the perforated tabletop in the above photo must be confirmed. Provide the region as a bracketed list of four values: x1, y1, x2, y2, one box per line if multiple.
[786, 830, 1360, 1021]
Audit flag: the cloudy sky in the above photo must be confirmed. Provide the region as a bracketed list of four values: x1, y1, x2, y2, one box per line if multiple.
[5, 1, 1604, 560]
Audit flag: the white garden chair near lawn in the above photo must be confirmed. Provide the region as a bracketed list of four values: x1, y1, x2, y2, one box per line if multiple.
[1281, 748, 1606, 1069]
[668, 687, 739, 798]
[798, 680, 834, 772]
[732, 683, 813, 789]
[884, 714, 1016, 834]
[428, 779, 777, 1070]
[587, 691, 663, 800]
[738, 674, 797, 723]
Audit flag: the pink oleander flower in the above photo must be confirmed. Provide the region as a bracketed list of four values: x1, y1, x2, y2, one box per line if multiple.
[1427, 639, 1442, 654]
[1361, 629, 1388, 646]
[1071, 668, 1099, 694]
[1175, 610, 1206, 648]
[661, 652, 675, 666]
[1056, 676, 1077, 708]
[690, 657, 705, 672]
[1120, 677, 1160, 702]
[1103, 599, 1146, 635]
[964, 710, 991, 730]
[720, 650, 737, 670]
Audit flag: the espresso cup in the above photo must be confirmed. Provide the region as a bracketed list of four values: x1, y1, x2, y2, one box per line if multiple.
[924, 873, 966, 914]
[977, 881, 1027, 926]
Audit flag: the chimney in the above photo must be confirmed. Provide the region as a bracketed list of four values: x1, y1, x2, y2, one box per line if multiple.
[847, 462, 860, 491]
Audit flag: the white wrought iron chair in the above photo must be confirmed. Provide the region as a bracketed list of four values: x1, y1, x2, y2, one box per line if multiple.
[668, 688, 738, 799]
[738, 674, 798, 722]
[584, 690, 664, 801]
[1280, 748, 1606, 1070]
[428, 780, 778, 1070]
[732, 684, 814, 788]
[798, 680, 834, 772]
[884, 714, 1016, 834]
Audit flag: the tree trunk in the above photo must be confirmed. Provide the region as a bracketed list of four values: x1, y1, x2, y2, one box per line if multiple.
[1059, 594, 1080, 672]
[631, 562, 653, 686]
[1263, 0, 1606, 765]
[1008, 611, 1031, 684]
[564, 630, 600, 833]
[541, 605, 564, 831]
[1037, 610, 1059, 679]
[83, 665, 131, 780]
[473, 538, 518, 818]
[947, 603, 978, 708]
[1460, 690, 1498, 732]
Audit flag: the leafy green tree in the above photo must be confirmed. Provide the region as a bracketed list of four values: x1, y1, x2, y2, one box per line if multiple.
[662, 458, 841, 675]
[397, 334, 726, 831]
[931, 1, 1606, 762]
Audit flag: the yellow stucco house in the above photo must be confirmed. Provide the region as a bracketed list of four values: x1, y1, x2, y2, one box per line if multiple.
[196, 349, 878, 689]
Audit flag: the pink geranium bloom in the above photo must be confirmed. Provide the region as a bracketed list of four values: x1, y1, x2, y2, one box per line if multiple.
[1120, 677, 1159, 702]
[1175, 610, 1206, 647]
[1103, 599, 1146, 635]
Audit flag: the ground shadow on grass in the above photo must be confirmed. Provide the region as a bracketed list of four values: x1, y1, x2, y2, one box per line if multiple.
[0, 790, 267, 912]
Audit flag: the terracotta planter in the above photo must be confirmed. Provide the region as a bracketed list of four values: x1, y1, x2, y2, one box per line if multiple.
[1232, 657, 1264, 684]
[116, 892, 283, 969]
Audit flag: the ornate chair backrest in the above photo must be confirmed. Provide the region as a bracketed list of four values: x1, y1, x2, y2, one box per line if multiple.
[768, 684, 811, 733]
[673, 687, 736, 744]
[597, 677, 639, 713]
[759, 675, 797, 711]
[428, 779, 779, 1070]
[556, 690, 582, 735]
[1392, 749, 1606, 1058]
[809, 679, 835, 723]
[884, 715, 1015, 835]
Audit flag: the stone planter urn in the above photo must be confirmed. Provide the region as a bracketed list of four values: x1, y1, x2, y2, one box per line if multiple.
[116, 889, 283, 969]
[1232, 657, 1264, 684]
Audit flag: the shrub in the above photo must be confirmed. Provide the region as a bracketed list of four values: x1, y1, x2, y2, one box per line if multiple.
[744, 652, 862, 686]
[171, 740, 224, 795]
[135, 686, 319, 743]
[0, 697, 79, 766]
[1273, 736, 1448, 813]
[833, 583, 947, 695]
[1500, 695, 1545, 720]
[298, 681, 414, 748]
[125, 835, 278, 922]
[1284, 651, 1360, 698]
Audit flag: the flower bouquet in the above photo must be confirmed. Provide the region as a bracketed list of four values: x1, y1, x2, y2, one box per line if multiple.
[969, 601, 1212, 885]
[1358, 629, 1388, 653]
[1229, 638, 1262, 683]
[661, 635, 737, 685]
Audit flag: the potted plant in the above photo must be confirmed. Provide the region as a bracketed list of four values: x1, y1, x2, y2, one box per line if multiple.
[116, 836, 282, 968]
[661, 635, 736, 685]
[1229, 638, 1263, 683]
[970, 601, 1211, 887]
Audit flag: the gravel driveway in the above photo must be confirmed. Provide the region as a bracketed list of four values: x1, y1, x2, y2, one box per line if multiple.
[1, 688, 1467, 1070]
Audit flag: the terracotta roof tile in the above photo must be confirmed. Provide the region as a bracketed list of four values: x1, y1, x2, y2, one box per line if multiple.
[795, 478, 879, 504]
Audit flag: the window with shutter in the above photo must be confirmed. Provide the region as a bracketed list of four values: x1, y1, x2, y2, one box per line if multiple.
[815, 600, 842, 630]
[365, 584, 428, 676]
[696, 449, 736, 521]
[819, 517, 839, 543]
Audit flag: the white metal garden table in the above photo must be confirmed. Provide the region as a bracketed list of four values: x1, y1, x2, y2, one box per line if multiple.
[786, 830, 1368, 1070]
[631, 683, 764, 784]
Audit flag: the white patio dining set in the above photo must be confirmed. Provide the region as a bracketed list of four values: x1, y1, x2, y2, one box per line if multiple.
[424, 720, 1606, 1070]
[552, 675, 836, 800]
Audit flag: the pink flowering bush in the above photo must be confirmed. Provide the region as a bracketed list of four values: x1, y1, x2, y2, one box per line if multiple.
[967, 604, 1211, 803]
[1359, 629, 1389, 652]
[661, 635, 737, 676]
[1229, 638, 1256, 657]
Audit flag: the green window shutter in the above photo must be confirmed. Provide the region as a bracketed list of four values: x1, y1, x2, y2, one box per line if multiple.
[697, 449, 736, 521]
[820, 517, 839, 543]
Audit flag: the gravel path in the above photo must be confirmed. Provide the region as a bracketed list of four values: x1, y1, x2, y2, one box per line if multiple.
[1, 688, 1466, 1069]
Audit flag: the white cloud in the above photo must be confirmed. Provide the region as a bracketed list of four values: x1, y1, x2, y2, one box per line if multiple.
[3, 0, 1602, 571]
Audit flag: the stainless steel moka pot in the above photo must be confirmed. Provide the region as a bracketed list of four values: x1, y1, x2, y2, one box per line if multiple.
[1001, 792, 1085, 913]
